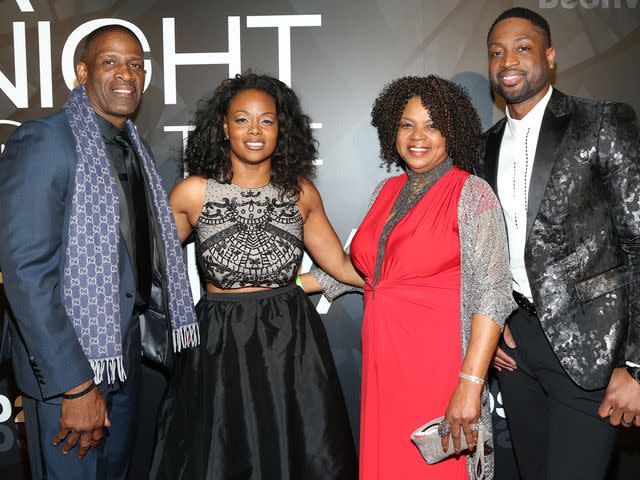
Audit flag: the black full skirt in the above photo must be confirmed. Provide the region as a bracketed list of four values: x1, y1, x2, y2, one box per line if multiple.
[150, 284, 357, 479]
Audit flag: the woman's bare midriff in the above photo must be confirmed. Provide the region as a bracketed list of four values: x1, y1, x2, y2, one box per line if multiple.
[206, 284, 272, 294]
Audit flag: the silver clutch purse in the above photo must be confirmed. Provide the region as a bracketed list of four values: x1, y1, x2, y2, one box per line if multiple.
[410, 416, 486, 470]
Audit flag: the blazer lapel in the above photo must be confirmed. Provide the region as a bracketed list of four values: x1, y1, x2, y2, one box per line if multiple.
[483, 120, 506, 192]
[526, 90, 572, 241]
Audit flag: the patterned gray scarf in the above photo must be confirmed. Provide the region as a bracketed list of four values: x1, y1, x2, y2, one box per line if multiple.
[63, 85, 198, 385]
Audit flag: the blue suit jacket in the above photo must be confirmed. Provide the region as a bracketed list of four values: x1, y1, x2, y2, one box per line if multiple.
[0, 110, 140, 401]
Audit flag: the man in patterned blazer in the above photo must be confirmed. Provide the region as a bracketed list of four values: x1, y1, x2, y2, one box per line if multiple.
[0, 25, 196, 479]
[477, 7, 640, 479]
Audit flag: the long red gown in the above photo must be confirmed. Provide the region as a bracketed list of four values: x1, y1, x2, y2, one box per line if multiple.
[350, 167, 470, 479]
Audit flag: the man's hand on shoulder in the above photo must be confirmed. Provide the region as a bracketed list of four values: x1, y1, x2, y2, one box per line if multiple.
[53, 379, 111, 458]
[598, 367, 640, 427]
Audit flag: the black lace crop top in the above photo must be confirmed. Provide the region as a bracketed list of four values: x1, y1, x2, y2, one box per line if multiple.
[194, 180, 304, 289]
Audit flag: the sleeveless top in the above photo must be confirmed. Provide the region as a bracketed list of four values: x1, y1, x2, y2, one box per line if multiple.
[194, 179, 304, 289]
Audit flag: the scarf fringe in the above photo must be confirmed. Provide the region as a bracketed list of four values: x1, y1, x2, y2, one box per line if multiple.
[90, 356, 127, 385]
[173, 323, 200, 352]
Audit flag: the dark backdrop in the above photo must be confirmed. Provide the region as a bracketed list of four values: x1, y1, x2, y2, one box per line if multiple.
[1, 1, 639, 478]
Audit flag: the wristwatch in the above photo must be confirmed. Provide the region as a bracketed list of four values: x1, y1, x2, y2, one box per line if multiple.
[627, 365, 640, 383]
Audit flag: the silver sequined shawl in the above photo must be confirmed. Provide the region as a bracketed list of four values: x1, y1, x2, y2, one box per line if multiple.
[310, 173, 515, 480]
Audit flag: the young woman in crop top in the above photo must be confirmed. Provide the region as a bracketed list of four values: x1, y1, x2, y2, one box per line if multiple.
[150, 73, 363, 479]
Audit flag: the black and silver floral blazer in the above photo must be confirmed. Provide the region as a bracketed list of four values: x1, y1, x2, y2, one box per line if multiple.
[478, 88, 640, 390]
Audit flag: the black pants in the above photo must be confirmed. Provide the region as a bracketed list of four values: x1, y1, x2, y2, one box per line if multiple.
[496, 307, 618, 480]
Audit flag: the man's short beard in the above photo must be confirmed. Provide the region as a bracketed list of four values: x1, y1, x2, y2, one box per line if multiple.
[492, 72, 550, 106]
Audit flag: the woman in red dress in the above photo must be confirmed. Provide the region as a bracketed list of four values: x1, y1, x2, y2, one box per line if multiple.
[306, 76, 514, 479]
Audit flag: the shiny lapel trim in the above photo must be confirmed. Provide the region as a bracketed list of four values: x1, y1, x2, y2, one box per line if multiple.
[526, 92, 572, 241]
[108, 162, 136, 271]
[484, 119, 506, 192]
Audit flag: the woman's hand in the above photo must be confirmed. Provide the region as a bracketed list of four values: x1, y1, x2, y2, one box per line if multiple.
[297, 272, 322, 294]
[440, 312, 500, 454]
[440, 380, 483, 455]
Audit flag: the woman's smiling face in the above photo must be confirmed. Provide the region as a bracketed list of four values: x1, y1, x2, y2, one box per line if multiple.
[224, 88, 279, 168]
[395, 96, 448, 174]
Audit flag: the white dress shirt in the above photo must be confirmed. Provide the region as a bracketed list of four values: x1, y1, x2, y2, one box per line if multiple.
[497, 86, 553, 301]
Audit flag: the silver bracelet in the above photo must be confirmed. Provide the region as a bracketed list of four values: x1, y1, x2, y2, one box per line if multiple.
[459, 371, 485, 385]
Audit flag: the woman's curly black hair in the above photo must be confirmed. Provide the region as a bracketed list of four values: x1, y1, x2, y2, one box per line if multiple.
[185, 73, 317, 197]
[371, 75, 481, 173]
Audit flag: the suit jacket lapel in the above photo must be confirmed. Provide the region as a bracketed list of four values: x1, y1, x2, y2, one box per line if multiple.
[483, 120, 506, 192]
[526, 89, 572, 241]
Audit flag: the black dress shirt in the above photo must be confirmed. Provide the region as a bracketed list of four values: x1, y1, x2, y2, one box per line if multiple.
[95, 115, 152, 309]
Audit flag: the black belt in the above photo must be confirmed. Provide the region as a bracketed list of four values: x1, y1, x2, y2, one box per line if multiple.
[513, 291, 537, 317]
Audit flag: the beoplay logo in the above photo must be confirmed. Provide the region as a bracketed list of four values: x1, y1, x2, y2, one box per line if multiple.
[540, 0, 638, 7]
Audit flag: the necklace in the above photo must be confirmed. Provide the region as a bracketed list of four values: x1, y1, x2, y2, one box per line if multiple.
[370, 158, 453, 294]
[513, 127, 531, 230]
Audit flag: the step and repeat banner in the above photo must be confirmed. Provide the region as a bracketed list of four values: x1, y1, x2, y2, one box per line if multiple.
[1, 1, 639, 478]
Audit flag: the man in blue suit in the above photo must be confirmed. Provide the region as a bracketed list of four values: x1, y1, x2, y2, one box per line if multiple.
[0, 25, 197, 479]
